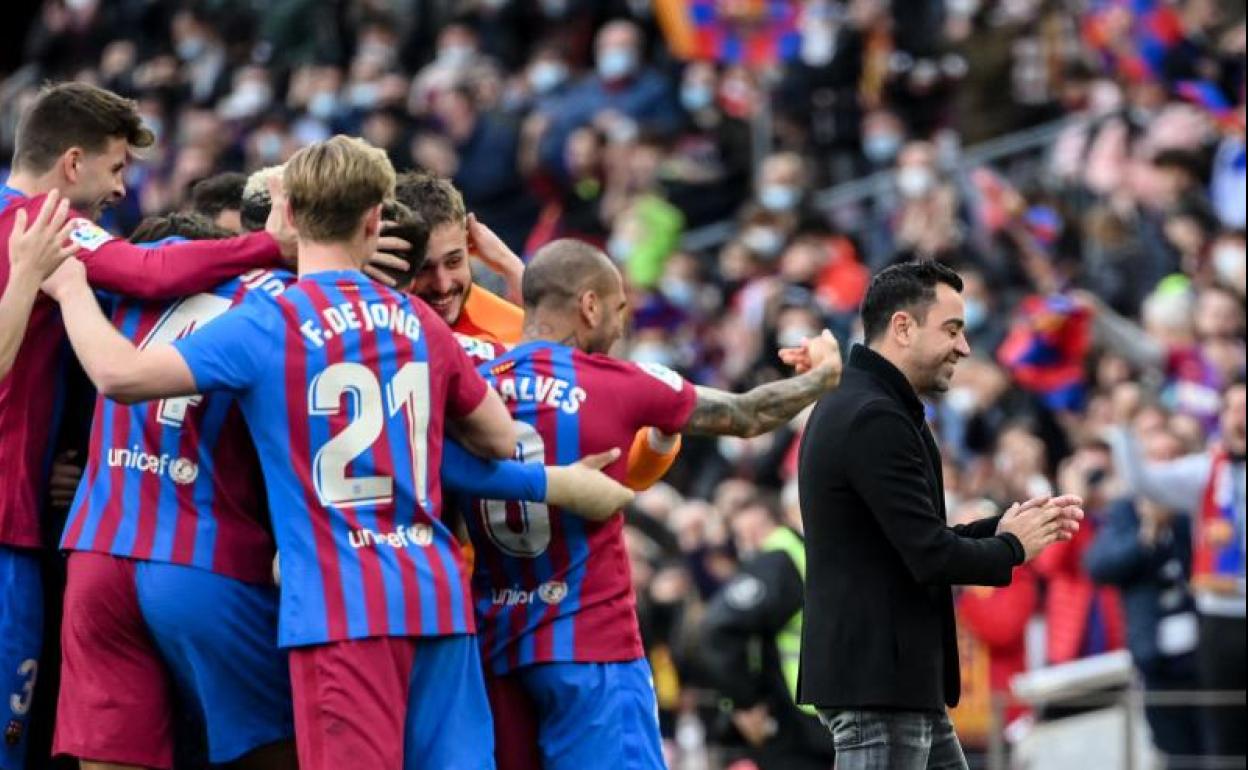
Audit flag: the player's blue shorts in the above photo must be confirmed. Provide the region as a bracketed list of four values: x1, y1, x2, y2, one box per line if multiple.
[138, 559, 293, 762]
[55, 553, 292, 768]
[0, 547, 42, 770]
[516, 658, 665, 770]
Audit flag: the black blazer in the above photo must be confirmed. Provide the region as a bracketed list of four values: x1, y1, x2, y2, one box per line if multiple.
[796, 346, 1025, 712]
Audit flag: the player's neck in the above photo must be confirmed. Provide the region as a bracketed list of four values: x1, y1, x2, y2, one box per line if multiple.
[521, 311, 580, 349]
[3, 170, 59, 199]
[296, 240, 367, 278]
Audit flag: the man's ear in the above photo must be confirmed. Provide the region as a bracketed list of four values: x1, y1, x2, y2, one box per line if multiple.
[890, 310, 914, 347]
[363, 203, 383, 239]
[579, 290, 600, 328]
[62, 148, 84, 184]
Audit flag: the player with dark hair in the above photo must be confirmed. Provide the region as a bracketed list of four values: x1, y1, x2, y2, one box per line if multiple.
[0, 81, 292, 769]
[189, 172, 248, 233]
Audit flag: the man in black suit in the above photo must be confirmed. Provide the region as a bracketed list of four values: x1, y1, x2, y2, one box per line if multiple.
[796, 261, 1084, 769]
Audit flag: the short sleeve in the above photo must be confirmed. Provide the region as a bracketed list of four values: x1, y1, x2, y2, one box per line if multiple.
[616, 361, 697, 435]
[172, 293, 279, 393]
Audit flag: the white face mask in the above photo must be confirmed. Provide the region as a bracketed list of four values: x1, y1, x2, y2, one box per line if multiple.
[777, 326, 818, 349]
[439, 44, 474, 67]
[743, 227, 784, 258]
[800, 27, 836, 67]
[1213, 243, 1246, 284]
[897, 166, 935, 198]
[947, 0, 981, 17]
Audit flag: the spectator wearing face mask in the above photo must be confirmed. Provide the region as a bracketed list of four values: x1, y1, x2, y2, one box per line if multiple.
[408, 21, 485, 115]
[867, 140, 965, 268]
[860, 108, 906, 170]
[523, 43, 574, 113]
[433, 82, 537, 253]
[171, 8, 229, 107]
[536, 19, 681, 177]
[663, 61, 752, 227]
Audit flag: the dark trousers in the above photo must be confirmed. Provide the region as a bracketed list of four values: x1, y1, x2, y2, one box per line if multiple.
[818, 709, 968, 770]
[1197, 614, 1246, 760]
[1141, 653, 1206, 759]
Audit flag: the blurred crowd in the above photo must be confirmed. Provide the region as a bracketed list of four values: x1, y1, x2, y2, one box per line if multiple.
[3, 0, 1245, 767]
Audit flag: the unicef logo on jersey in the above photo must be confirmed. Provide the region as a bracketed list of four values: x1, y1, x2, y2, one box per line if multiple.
[347, 523, 435, 550]
[107, 446, 199, 485]
[537, 580, 568, 605]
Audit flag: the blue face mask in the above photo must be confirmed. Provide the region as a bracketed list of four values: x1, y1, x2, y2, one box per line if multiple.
[631, 342, 676, 369]
[863, 133, 902, 164]
[680, 84, 714, 112]
[308, 91, 338, 120]
[660, 277, 697, 309]
[607, 234, 632, 262]
[257, 133, 284, 162]
[759, 184, 800, 212]
[176, 36, 206, 62]
[597, 48, 637, 80]
[743, 227, 784, 258]
[963, 298, 987, 331]
[529, 61, 567, 94]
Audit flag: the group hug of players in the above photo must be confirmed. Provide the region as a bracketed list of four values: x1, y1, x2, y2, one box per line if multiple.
[0, 82, 845, 770]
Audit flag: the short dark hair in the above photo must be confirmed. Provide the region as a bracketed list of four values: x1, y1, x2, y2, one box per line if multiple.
[394, 172, 465, 232]
[378, 200, 431, 290]
[522, 239, 618, 311]
[13, 82, 154, 173]
[861, 260, 964, 343]
[129, 212, 233, 244]
[190, 172, 246, 219]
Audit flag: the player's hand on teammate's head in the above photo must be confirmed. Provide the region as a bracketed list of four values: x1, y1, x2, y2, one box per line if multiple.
[263, 175, 298, 261]
[8, 188, 80, 281]
[40, 254, 88, 302]
[364, 248, 410, 288]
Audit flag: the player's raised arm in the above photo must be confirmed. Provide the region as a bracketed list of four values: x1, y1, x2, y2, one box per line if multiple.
[1, 190, 78, 377]
[41, 259, 196, 403]
[682, 330, 843, 438]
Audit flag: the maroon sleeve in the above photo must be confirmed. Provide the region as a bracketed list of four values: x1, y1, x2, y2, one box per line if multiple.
[607, 358, 697, 435]
[65, 205, 284, 299]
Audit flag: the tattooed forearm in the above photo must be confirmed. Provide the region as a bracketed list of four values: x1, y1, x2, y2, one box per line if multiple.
[684, 366, 835, 438]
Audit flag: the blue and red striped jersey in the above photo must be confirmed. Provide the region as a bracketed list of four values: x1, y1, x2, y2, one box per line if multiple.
[172, 270, 489, 647]
[462, 340, 697, 674]
[60, 267, 293, 584]
[0, 186, 284, 549]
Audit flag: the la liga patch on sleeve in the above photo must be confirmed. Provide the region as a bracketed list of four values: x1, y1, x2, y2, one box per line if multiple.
[67, 218, 115, 251]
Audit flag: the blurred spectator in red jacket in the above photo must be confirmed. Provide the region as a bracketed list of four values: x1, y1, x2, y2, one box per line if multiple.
[1034, 442, 1127, 663]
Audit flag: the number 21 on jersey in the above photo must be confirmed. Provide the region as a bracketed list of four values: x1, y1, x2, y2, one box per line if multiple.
[309, 361, 431, 510]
